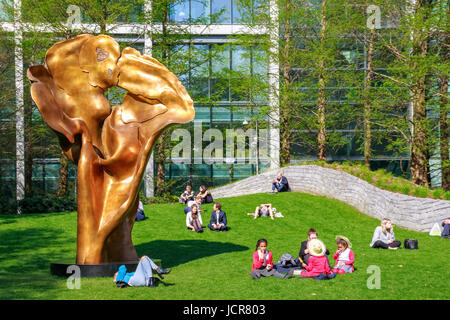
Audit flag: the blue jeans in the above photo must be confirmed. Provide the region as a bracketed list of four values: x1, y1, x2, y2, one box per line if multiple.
[117, 256, 158, 287]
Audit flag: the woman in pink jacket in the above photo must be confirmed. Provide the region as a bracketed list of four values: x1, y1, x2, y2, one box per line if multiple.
[250, 239, 294, 279]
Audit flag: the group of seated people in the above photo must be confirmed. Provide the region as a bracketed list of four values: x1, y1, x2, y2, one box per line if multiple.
[184, 199, 228, 233]
[250, 229, 355, 280]
[179, 185, 213, 205]
[251, 218, 409, 280]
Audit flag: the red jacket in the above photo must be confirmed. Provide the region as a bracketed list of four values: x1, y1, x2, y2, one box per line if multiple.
[302, 255, 332, 277]
[252, 250, 273, 271]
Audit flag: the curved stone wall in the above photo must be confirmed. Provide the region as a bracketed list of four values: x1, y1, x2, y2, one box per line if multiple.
[210, 165, 450, 232]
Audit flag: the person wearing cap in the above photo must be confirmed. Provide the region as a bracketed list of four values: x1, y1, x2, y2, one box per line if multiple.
[299, 239, 333, 277]
[331, 236, 355, 274]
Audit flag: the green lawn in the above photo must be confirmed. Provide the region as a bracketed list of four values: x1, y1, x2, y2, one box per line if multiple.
[0, 192, 449, 300]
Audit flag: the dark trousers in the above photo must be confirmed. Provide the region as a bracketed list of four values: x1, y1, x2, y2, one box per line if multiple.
[208, 224, 227, 231]
[250, 268, 286, 279]
[272, 182, 289, 192]
[372, 240, 401, 249]
[442, 224, 450, 237]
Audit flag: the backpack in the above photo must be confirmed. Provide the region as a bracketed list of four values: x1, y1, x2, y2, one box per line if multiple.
[404, 239, 418, 250]
[278, 253, 297, 267]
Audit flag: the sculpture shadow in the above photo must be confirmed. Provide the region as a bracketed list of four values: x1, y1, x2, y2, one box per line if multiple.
[135, 239, 248, 269]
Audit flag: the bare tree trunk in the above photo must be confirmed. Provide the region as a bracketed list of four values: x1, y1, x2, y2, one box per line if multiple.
[317, 0, 327, 161]
[364, 28, 375, 167]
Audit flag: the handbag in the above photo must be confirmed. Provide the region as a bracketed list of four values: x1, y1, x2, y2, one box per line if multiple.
[404, 239, 418, 250]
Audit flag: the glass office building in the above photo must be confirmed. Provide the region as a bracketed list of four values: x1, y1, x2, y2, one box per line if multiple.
[0, 0, 440, 205]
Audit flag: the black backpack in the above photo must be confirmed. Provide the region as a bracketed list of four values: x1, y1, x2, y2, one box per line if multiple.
[404, 239, 418, 250]
[278, 254, 297, 267]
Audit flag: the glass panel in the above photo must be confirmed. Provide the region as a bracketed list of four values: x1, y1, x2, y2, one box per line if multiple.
[212, 0, 231, 23]
[212, 106, 231, 123]
[194, 105, 211, 122]
[171, 0, 189, 22]
[233, 164, 252, 178]
[190, 44, 210, 100]
[232, 46, 250, 73]
[171, 163, 191, 178]
[192, 164, 211, 177]
[232, 0, 242, 23]
[191, 0, 210, 21]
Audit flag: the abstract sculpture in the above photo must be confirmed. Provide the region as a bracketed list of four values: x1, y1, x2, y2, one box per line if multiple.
[27, 34, 195, 264]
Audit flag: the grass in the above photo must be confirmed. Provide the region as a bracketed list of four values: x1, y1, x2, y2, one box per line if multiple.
[0, 192, 449, 300]
[294, 161, 450, 200]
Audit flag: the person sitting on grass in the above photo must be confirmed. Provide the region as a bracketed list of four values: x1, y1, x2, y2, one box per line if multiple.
[271, 172, 290, 193]
[370, 218, 401, 250]
[179, 185, 195, 205]
[441, 217, 450, 238]
[248, 203, 275, 220]
[186, 204, 204, 233]
[208, 202, 228, 232]
[298, 239, 335, 279]
[113, 256, 171, 288]
[296, 228, 330, 266]
[250, 238, 294, 280]
[197, 185, 214, 204]
[331, 236, 355, 274]
[184, 196, 204, 215]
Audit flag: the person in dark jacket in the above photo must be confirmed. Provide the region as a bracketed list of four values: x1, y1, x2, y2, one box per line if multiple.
[272, 173, 290, 193]
[208, 202, 228, 231]
[297, 228, 330, 266]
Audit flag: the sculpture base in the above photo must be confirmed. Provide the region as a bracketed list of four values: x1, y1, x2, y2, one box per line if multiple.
[50, 259, 162, 278]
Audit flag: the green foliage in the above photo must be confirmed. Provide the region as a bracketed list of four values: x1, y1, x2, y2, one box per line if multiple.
[142, 194, 179, 204]
[18, 195, 77, 214]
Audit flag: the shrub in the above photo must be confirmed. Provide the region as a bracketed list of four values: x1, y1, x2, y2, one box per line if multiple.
[413, 187, 429, 198]
[432, 189, 444, 199]
[18, 195, 77, 214]
[142, 193, 179, 204]
[444, 191, 450, 201]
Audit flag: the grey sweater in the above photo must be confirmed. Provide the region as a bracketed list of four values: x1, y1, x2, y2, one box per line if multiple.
[370, 226, 396, 247]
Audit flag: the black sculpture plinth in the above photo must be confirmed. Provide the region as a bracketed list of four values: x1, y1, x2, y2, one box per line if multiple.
[50, 259, 162, 278]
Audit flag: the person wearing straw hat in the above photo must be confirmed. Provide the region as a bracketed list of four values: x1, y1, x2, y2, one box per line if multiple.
[299, 239, 333, 278]
[331, 236, 355, 274]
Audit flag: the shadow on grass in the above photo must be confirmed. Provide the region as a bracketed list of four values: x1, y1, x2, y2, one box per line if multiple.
[0, 226, 74, 299]
[135, 240, 248, 268]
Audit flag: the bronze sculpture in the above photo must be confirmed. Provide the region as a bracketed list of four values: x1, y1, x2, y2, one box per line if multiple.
[27, 34, 195, 264]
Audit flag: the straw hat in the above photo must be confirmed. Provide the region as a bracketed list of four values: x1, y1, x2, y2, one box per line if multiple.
[308, 239, 327, 257]
[336, 235, 352, 249]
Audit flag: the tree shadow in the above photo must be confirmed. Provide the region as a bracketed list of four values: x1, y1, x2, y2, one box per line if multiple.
[0, 226, 75, 299]
[135, 240, 249, 268]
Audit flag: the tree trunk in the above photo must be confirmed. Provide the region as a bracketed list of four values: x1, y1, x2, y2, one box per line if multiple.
[317, 0, 327, 161]
[409, 1, 430, 187]
[280, 0, 292, 166]
[439, 76, 449, 190]
[56, 151, 69, 197]
[363, 28, 375, 167]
